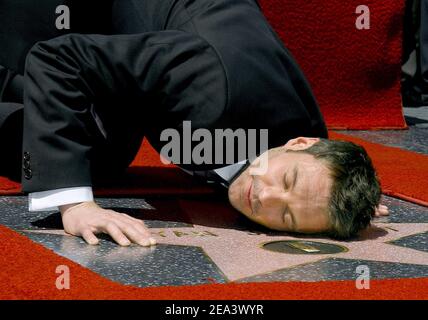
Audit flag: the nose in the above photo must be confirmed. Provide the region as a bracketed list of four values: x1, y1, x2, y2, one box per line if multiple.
[257, 186, 284, 207]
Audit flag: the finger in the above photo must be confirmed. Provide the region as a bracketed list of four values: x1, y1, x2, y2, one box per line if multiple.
[375, 206, 389, 217]
[380, 208, 389, 216]
[116, 212, 148, 229]
[149, 237, 157, 246]
[131, 221, 157, 246]
[127, 217, 152, 236]
[378, 205, 389, 213]
[103, 222, 131, 246]
[115, 221, 151, 247]
[81, 229, 99, 245]
[116, 214, 156, 245]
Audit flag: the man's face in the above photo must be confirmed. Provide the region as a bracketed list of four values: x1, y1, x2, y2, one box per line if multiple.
[228, 137, 333, 234]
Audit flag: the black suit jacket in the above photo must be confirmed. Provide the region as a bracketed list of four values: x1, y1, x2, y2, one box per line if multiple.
[21, 0, 328, 192]
[0, 0, 113, 111]
[0, 0, 113, 179]
[0, 0, 113, 74]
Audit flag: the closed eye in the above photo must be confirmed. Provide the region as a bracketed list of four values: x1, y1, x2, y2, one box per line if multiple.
[282, 203, 297, 231]
[282, 175, 290, 225]
[282, 207, 288, 224]
[281, 165, 299, 230]
[283, 173, 289, 190]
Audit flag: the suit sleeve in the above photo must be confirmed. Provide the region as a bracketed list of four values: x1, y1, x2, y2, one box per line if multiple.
[0, 65, 23, 103]
[22, 31, 227, 193]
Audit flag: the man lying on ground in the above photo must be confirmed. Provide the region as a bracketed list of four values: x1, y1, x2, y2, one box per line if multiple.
[9, 0, 389, 246]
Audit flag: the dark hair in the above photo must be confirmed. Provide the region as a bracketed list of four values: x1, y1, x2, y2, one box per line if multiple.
[294, 138, 381, 239]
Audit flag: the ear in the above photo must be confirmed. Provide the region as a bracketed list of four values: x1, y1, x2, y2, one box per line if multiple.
[283, 137, 320, 151]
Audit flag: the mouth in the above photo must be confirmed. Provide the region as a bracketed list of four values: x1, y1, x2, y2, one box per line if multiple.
[247, 181, 253, 214]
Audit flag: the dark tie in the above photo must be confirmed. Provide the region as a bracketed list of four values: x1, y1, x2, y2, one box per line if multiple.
[192, 170, 229, 188]
[192, 160, 251, 188]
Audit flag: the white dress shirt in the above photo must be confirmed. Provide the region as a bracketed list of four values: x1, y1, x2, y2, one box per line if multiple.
[28, 187, 94, 211]
[28, 161, 247, 211]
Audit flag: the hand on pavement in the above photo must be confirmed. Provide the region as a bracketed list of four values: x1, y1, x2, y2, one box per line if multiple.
[60, 201, 157, 247]
[374, 204, 389, 217]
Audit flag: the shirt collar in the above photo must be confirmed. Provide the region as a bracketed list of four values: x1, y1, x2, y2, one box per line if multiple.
[213, 160, 247, 182]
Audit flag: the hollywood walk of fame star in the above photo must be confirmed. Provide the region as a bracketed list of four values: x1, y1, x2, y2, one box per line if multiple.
[21, 221, 428, 282]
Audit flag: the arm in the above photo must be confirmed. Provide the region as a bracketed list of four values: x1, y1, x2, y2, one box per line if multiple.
[22, 31, 225, 192]
[30, 187, 156, 246]
[23, 31, 225, 245]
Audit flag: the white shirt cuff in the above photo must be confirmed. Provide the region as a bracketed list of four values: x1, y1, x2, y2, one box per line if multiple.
[28, 187, 94, 211]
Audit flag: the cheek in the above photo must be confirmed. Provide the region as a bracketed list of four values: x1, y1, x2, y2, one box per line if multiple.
[228, 173, 246, 206]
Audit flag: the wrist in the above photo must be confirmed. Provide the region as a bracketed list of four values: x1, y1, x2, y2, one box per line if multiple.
[60, 201, 95, 215]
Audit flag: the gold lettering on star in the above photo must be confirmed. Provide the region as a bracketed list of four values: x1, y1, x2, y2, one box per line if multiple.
[191, 231, 218, 237]
[156, 231, 167, 238]
[154, 230, 219, 238]
[173, 231, 189, 237]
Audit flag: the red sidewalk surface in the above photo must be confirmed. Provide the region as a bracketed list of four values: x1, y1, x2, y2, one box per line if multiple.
[260, 0, 406, 129]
